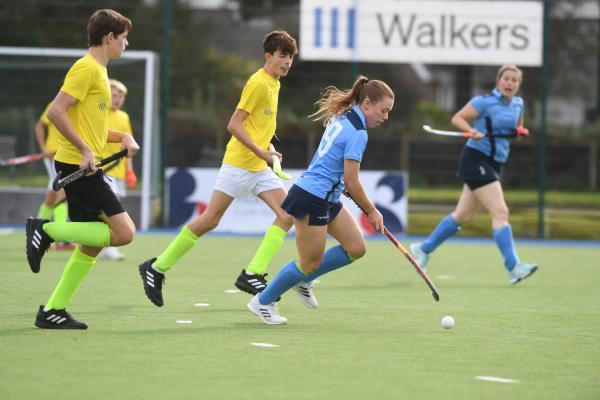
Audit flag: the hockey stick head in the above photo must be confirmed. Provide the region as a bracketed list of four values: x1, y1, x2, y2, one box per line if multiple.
[268, 143, 291, 180]
[51, 171, 63, 191]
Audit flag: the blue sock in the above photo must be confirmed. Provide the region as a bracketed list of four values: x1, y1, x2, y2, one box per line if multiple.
[259, 260, 305, 304]
[493, 224, 519, 271]
[304, 245, 352, 281]
[422, 214, 461, 253]
[258, 246, 353, 304]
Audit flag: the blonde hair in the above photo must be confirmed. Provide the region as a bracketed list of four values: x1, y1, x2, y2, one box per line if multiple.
[496, 64, 523, 82]
[110, 79, 128, 95]
[310, 75, 394, 125]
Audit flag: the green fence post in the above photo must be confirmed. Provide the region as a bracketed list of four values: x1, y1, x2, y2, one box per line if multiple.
[538, 0, 550, 239]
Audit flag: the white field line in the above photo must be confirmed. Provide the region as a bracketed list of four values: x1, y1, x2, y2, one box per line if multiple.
[475, 376, 519, 384]
[250, 342, 279, 348]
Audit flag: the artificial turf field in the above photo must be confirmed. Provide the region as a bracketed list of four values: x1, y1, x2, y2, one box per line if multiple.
[1, 230, 599, 400]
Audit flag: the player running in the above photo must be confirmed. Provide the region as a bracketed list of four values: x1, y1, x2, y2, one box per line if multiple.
[138, 31, 298, 307]
[25, 9, 138, 329]
[247, 76, 394, 324]
[410, 64, 538, 285]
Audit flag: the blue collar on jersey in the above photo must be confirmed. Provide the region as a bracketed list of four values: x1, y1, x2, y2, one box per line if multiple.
[492, 87, 515, 104]
[346, 105, 367, 131]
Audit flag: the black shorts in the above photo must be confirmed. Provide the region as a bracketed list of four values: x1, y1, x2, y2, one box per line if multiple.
[54, 160, 125, 222]
[457, 147, 503, 190]
[281, 185, 343, 226]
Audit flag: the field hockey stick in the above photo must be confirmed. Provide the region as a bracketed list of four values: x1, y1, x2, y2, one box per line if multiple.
[52, 149, 128, 191]
[345, 192, 440, 302]
[0, 152, 45, 167]
[268, 143, 291, 180]
[422, 125, 516, 139]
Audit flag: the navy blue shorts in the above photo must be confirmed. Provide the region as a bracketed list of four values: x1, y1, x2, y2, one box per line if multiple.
[457, 147, 503, 190]
[55, 161, 125, 222]
[281, 185, 343, 226]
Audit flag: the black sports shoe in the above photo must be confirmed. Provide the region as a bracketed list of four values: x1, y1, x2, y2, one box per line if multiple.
[26, 217, 54, 273]
[235, 269, 268, 295]
[234, 269, 281, 301]
[34, 305, 88, 329]
[139, 258, 165, 307]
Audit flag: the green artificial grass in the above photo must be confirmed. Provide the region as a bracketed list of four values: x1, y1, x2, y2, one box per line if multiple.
[1, 232, 599, 400]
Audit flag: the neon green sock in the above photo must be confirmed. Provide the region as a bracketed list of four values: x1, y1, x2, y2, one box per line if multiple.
[53, 202, 68, 223]
[154, 226, 198, 273]
[246, 225, 286, 275]
[43, 222, 110, 247]
[37, 204, 53, 220]
[45, 247, 96, 310]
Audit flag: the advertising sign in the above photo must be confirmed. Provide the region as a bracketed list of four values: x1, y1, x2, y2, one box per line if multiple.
[300, 0, 543, 66]
[166, 168, 408, 235]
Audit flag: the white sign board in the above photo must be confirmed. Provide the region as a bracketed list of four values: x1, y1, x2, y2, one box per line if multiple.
[300, 0, 543, 66]
[166, 168, 408, 235]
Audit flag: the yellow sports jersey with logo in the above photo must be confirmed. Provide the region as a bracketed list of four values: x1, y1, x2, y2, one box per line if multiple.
[103, 109, 133, 179]
[39, 103, 61, 154]
[54, 53, 111, 165]
[222, 68, 280, 172]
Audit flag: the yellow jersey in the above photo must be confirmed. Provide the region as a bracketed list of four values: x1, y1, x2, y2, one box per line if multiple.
[54, 53, 111, 165]
[103, 109, 133, 179]
[39, 103, 61, 154]
[222, 68, 280, 172]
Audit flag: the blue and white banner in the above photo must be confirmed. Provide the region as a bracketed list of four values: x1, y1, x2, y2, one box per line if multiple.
[300, 0, 543, 66]
[166, 167, 408, 235]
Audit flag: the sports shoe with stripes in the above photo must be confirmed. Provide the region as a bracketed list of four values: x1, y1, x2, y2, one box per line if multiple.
[235, 269, 268, 295]
[26, 217, 54, 273]
[34, 305, 87, 329]
[138, 258, 165, 307]
[247, 294, 287, 325]
[294, 281, 319, 309]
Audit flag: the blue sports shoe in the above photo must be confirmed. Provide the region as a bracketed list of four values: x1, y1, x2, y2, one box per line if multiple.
[410, 242, 430, 272]
[508, 261, 538, 285]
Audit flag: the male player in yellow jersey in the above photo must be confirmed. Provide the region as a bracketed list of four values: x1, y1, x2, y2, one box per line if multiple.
[99, 79, 137, 261]
[138, 31, 298, 307]
[34, 103, 74, 250]
[25, 9, 138, 329]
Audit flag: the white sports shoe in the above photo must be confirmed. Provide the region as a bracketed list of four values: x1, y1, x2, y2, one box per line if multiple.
[410, 242, 430, 272]
[294, 281, 319, 309]
[247, 294, 287, 325]
[99, 246, 125, 261]
[508, 261, 538, 285]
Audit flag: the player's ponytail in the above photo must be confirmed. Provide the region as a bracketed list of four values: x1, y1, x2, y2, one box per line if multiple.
[310, 75, 394, 125]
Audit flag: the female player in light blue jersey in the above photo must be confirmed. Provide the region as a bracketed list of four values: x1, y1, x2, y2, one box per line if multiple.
[247, 76, 394, 324]
[411, 64, 538, 285]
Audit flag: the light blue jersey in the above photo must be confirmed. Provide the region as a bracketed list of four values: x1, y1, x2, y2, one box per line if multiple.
[295, 105, 368, 203]
[467, 88, 524, 163]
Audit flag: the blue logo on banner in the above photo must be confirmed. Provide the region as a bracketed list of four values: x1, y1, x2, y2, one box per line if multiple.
[314, 6, 355, 49]
[168, 170, 197, 227]
[358, 173, 406, 234]
[375, 174, 405, 233]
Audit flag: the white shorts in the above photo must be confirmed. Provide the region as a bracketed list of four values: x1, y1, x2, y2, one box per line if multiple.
[44, 159, 58, 190]
[103, 175, 127, 197]
[214, 164, 284, 198]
